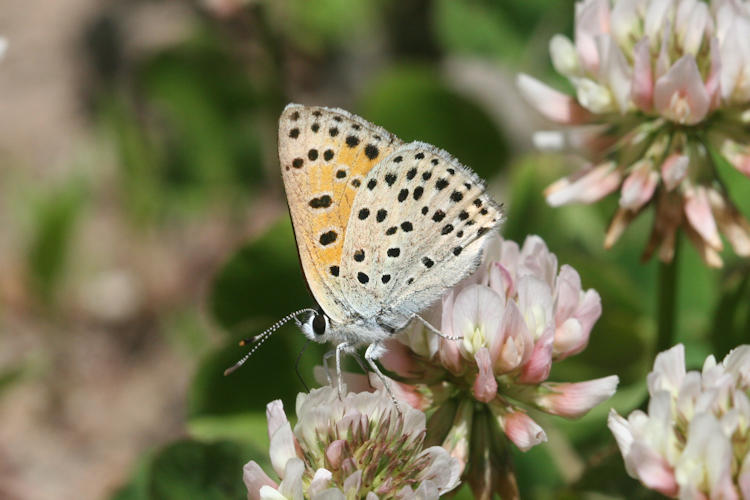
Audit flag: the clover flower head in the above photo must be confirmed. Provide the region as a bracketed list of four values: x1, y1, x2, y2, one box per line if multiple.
[518, 0, 750, 267]
[380, 233, 619, 498]
[609, 343, 750, 498]
[243, 386, 461, 500]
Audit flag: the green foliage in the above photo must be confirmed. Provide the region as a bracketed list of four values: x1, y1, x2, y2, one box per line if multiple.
[112, 440, 255, 500]
[433, 0, 575, 63]
[358, 66, 509, 179]
[27, 181, 87, 304]
[710, 264, 750, 359]
[210, 219, 309, 331]
[264, 0, 382, 52]
[99, 31, 266, 223]
[192, 219, 326, 418]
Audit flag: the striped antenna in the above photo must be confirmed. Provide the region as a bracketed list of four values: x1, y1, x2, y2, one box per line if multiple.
[223, 308, 317, 376]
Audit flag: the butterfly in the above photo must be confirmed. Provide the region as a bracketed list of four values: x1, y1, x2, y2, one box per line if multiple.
[226, 104, 504, 394]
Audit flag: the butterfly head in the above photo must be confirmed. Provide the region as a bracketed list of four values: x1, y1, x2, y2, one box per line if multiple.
[297, 307, 331, 343]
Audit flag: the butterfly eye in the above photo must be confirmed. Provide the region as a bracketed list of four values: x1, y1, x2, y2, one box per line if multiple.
[312, 313, 327, 336]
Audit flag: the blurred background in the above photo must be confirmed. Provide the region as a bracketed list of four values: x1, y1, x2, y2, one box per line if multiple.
[1, 0, 748, 499]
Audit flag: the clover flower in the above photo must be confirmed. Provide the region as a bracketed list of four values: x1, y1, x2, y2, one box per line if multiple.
[518, 0, 750, 267]
[243, 386, 460, 500]
[377, 233, 619, 499]
[609, 343, 750, 498]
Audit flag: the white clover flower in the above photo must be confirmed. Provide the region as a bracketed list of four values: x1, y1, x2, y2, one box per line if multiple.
[518, 0, 750, 267]
[609, 344, 750, 498]
[374, 233, 618, 498]
[243, 386, 461, 500]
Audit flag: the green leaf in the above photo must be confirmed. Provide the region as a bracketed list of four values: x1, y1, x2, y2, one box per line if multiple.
[27, 181, 87, 304]
[210, 218, 310, 331]
[709, 264, 750, 359]
[432, 0, 575, 64]
[147, 440, 249, 500]
[265, 0, 381, 53]
[188, 412, 270, 452]
[357, 66, 509, 180]
[188, 334, 322, 418]
[110, 450, 154, 500]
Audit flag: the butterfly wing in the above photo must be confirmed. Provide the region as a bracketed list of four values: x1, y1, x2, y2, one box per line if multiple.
[340, 142, 504, 326]
[278, 104, 404, 322]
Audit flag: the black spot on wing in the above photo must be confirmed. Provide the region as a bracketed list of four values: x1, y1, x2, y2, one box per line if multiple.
[319, 231, 338, 246]
[309, 195, 332, 209]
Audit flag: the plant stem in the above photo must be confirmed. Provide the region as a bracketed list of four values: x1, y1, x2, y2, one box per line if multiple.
[656, 233, 680, 354]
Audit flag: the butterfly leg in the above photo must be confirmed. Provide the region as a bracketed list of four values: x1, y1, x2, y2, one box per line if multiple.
[322, 349, 337, 385]
[364, 342, 400, 411]
[413, 314, 462, 341]
[335, 341, 352, 399]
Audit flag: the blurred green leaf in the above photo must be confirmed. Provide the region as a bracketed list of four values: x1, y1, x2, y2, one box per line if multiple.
[433, 0, 574, 63]
[99, 95, 165, 223]
[110, 450, 155, 500]
[99, 31, 266, 223]
[709, 264, 750, 359]
[188, 328, 323, 418]
[188, 412, 269, 451]
[210, 218, 310, 330]
[265, 0, 380, 52]
[141, 38, 264, 204]
[147, 440, 248, 500]
[27, 181, 87, 304]
[0, 363, 26, 400]
[358, 66, 509, 180]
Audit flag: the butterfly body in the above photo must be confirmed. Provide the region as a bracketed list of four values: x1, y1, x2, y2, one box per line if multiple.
[279, 103, 504, 363]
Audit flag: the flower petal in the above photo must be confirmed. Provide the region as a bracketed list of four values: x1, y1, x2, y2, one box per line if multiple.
[244, 461, 278, 500]
[309, 469, 333, 497]
[417, 446, 462, 493]
[684, 186, 723, 250]
[269, 418, 300, 478]
[575, 0, 611, 72]
[545, 162, 622, 207]
[473, 347, 498, 403]
[519, 328, 554, 384]
[259, 486, 287, 500]
[619, 160, 659, 210]
[516, 74, 591, 124]
[550, 34, 581, 77]
[279, 458, 305, 500]
[720, 139, 750, 178]
[454, 284, 504, 358]
[631, 37, 654, 111]
[647, 344, 686, 396]
[597, 35, 632, 112]
[311, 489, 346, 500]
[503, 411, 548, 452]
[325, 440, 347, 471]
[654, 55, 710, 124]
[536, 375, 619, 418]
[660, 154, 689, 190]
[627, 440, 679, 496]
